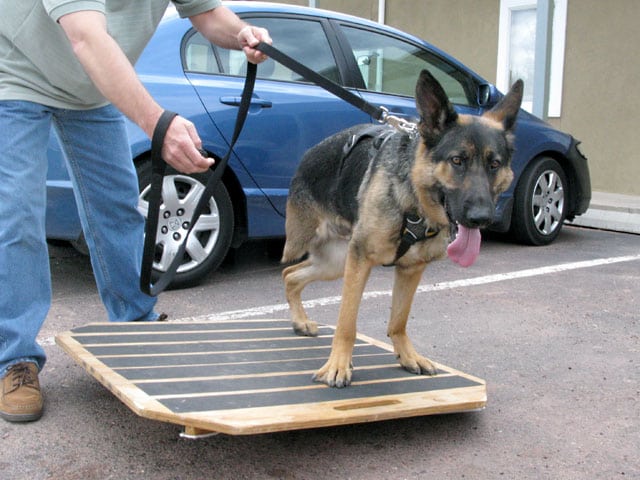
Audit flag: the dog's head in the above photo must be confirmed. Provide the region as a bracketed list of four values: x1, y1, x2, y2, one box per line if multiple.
[411, 69, 523, 230]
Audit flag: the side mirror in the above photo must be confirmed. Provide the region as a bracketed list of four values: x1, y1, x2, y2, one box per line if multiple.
[477, 83, 500, 107]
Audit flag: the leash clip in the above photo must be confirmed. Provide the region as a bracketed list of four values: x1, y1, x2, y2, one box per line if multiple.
[378, 106, 418, 135]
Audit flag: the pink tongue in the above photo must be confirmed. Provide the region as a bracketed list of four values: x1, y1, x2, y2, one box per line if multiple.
[447, 225, 481, 267]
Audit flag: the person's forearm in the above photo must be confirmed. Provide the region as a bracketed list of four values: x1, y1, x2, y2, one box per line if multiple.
[58, 11, 163, 137]
[56, 7, 268, 174]
[189, 5, 248, 49]
[190, 6, 270, 64]
[58, 10, 212, 173]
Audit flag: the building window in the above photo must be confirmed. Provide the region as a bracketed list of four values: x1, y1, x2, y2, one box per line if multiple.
[496, 0, 567, 117]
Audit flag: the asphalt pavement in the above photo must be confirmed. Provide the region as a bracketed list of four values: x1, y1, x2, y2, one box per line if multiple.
[2, 224, 639, 480]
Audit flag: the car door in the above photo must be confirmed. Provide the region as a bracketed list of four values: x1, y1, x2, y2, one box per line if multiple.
[183, 14, 372, 217]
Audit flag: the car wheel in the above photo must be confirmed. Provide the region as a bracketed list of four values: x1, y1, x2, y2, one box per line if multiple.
[510, 157, 568, 246]
[70, 232, 89, 256]
[136, 159, 234, 288]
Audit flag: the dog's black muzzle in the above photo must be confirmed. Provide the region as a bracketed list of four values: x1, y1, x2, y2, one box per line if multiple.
[444, 189, 496, 230]
[462, 200, 494, 228]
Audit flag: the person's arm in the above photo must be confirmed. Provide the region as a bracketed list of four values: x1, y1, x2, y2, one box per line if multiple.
[58, 10, 212, 174]
[189, 5, 271, 64]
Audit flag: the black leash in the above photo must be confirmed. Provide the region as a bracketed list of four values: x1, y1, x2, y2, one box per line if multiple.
[255, 42, 417, 137]
[140, 62, 257, 296]
[141, 42, 407, 295]
[255, 42, 388, 122]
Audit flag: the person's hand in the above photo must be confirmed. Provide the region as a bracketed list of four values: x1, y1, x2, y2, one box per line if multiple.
[237, 25, 272, 64]
[161, 115, 214, 174]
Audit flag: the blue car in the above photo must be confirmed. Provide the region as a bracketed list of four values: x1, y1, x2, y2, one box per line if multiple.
[46, 1, 590, 288]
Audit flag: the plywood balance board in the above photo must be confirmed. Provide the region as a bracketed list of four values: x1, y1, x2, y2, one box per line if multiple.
[55, 319, 486, 436]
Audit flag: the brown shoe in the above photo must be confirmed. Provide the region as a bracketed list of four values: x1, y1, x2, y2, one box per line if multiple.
[0, 362, 44, 422]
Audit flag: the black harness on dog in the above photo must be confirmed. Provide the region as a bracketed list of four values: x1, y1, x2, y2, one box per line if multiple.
[394, 211, 440, 262]
[340, 126, 441, 265]
[339, 125, 393, 174]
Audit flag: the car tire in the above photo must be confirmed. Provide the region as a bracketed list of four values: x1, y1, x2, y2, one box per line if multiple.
[70, 232, 89, 256]
[510, 156, 568, 246]
[136, 159, 234, 289]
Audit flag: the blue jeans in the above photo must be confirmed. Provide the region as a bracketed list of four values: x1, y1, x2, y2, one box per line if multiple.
[0, 101, 159, 375]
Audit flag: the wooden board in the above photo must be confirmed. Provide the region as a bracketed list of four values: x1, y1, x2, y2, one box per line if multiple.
[55, 319, 486, 436]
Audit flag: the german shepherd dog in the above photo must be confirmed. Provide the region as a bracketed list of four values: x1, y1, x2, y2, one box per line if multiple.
[282, 70, 523, 387]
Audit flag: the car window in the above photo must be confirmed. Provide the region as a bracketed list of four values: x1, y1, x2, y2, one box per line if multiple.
[183, 17, 340, 84]
[340, 25, 476, 106]
[183, 32, 220, 74]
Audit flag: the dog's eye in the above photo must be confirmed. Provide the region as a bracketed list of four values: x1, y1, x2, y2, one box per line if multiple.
[450, 155, 464, 167]
[486, 152, 502, 170]
[489, 158, 502, 170]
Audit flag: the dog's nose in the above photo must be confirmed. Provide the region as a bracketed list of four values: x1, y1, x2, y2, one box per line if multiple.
[464, 203, 493, 228]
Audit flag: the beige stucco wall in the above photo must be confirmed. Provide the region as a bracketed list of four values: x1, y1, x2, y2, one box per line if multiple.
[555, 0, 639, 195]
[267, 0, 640, 195]
[319, 0, 379, 19]
[384, 0, 500, 83]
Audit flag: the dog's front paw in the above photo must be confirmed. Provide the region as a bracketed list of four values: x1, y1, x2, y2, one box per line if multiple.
[292, 319, 318, 337]
[312, 357, 353, 388]
[398, 353, 438, 376]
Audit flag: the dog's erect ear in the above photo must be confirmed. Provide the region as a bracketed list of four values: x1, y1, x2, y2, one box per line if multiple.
[415, 69, 458, 147]
[484, 79, 524, 132]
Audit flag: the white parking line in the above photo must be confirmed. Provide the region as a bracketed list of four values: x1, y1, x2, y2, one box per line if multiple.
[40, 253, 639, 345]
[182, 254, 640, 322]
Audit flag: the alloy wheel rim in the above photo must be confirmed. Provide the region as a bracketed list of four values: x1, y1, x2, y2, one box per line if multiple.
[531, 169, 565, 236]
[138, 174, 220, 273]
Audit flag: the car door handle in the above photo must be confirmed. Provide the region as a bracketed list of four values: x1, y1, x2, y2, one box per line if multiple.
[219, 96, 272, 109]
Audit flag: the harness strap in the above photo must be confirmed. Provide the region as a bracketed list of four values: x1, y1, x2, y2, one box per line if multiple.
[339, 125, 392, 174]
[392, 213, 440, 263]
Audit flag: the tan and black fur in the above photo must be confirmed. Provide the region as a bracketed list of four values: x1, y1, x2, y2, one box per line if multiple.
[282, 70, 523, 387]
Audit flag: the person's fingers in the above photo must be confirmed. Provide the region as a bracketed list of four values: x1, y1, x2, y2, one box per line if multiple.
[243, 46, 268, 64]
[239, 26, 271, 64]
[161, 116, 214, 173]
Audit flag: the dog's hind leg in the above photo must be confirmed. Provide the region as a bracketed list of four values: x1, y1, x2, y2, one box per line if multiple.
[282, 235, 348, 337]
[387, 263, 438, 375]
[282, 259, 321, 336]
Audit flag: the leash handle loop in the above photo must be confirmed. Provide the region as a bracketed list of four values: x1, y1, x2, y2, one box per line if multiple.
[140, 110, 177, 295]
[140, 62, 257, 296]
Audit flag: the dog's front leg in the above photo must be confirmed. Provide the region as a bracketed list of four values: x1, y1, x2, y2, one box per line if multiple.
[313, 252, 372, 388]
[388, 263, 437, 375]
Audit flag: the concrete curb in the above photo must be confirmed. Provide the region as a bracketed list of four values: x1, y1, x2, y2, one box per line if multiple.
[568, 191, 640, 234]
